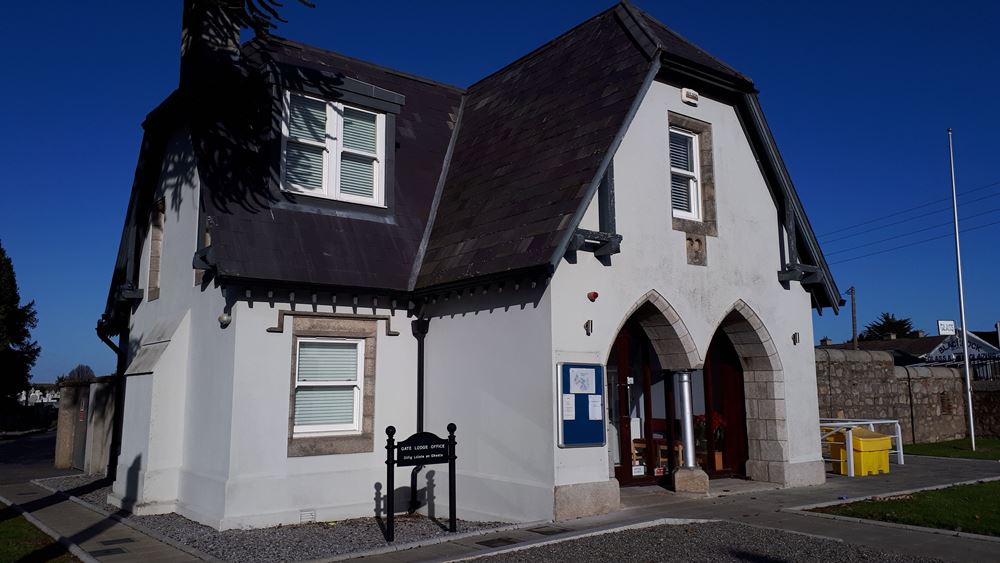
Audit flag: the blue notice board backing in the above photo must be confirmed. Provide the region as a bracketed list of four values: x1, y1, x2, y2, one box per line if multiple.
[557, 363, 606, 448]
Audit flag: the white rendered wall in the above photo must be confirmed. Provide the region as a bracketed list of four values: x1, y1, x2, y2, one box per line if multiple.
[217, 302, 416, 529]
[422, 290, 556, 522]
[113, 129, 234, 516]
[549, 79, 823, 486]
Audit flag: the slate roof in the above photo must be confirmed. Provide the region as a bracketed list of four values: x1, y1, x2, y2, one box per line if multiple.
[416, 5, 655, 288]
[197, 37, 463, 292]
[105, 1, 842, 322]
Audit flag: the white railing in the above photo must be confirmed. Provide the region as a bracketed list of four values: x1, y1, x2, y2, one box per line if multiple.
[819, 418, 905, 477]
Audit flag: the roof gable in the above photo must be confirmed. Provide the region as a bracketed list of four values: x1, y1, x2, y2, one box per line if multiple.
[416, 5, 654, 288]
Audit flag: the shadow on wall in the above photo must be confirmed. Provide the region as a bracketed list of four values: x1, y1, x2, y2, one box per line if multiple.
[373, 469, 445, 539]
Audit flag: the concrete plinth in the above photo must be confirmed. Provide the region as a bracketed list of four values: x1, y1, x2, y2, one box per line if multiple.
[554, 479, 621, 520]
[672, 467, 709, 494]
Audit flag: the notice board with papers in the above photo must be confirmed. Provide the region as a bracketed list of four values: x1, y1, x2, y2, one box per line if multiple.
[557, 363, 606, 448]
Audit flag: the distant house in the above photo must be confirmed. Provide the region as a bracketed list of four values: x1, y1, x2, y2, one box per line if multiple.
[97, 1, 840, 530]
[819, 328, 1000, 366]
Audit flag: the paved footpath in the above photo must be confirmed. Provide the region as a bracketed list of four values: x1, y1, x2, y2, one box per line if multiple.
[0, 480, 203, 562]
[354, 456, 1000, 562]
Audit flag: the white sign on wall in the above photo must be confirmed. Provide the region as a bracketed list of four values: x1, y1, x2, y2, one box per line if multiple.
[937, 320, 956, 336]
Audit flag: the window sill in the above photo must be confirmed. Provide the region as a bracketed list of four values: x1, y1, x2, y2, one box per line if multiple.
[672, 216, 717, 237]
[288, 431, 373, 457]
[282, 188, 387, 209]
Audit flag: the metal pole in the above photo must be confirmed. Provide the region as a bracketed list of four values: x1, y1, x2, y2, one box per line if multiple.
[846, 427, 855, 477]
[385, 426, 395, 542]
[677, 372, 697, 468]
[948, 128, 976, 451]
[447, 423, 457, 533]
[849, 287, 858, 350]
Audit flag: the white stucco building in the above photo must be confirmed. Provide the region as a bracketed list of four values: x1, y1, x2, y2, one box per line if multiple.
[99, 1, 841, 530]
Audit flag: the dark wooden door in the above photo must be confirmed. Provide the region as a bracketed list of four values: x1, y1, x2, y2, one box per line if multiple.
[701, 332, 748, 477]
[611, 327, 661, 485]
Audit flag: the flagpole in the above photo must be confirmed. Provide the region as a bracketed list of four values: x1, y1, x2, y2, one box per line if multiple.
[948, 128, 976, 451]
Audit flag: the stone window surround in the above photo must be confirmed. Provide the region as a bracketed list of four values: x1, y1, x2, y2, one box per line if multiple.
[287, 316, 377, 457]
[668, 112, 717, 238]
[147, 199, 166, 302]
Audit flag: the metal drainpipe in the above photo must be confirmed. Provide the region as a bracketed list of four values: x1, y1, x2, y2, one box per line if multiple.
[409, 318, 430, 513]
[677, 371, 697, 469]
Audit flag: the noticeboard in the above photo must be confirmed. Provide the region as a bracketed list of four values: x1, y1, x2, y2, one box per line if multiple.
[557, 363, 606, 448]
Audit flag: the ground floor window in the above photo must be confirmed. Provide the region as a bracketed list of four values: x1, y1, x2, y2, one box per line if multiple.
[286, 316, 378, 457]
[293, 338, 364, 436]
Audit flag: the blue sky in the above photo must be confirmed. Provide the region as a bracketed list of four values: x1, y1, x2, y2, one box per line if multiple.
[1, 1, 998, 382]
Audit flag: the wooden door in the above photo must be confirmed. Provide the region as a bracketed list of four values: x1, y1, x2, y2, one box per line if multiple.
[701, 332, 748, 477]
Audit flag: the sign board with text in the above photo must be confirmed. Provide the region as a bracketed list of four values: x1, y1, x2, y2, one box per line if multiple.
[937, 320, 956, 336]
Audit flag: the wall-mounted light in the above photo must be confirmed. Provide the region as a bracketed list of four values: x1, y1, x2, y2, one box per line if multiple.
[792, 332, 800, 345]
[219, 313, 232, 328]
[587, 291, 599, 302]
[584, 320, 593, 336]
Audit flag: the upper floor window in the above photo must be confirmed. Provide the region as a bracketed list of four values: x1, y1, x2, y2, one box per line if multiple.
[281, 91, 386, 207]
[669, 127, 700, 221]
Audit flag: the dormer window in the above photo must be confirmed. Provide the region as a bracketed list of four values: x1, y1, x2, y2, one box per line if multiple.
[281, 91, 386, 207]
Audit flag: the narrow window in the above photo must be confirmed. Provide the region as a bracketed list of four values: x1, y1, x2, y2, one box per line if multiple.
[281, 92, 385, 206]
[293, 339, 364, 435]
[148, 199, 165, 301]
[669, 128, 700, 221]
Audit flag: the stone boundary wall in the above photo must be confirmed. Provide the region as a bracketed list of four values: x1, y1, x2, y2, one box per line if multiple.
[815, 349, 967, 444]
[972, 380, 1000, 438]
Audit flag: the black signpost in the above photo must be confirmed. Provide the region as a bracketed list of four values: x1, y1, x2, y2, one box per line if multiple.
[385, 423, 456, 542]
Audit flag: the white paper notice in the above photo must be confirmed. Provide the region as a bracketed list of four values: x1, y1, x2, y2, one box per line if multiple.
[569, 368, 596, 394]
[588, 395, 602, 420]
[562, 394, 576, 420]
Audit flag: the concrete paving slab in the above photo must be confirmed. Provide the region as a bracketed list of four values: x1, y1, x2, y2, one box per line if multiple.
[0, 482, 203, 562]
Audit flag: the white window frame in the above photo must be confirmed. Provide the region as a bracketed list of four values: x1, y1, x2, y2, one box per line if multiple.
[280, 91, 386, 207]
[669, 126, 701, 221]
[292, 337, 365, 436]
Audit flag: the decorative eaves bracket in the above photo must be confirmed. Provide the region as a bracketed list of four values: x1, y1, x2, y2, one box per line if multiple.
[565, 228, 623, 265]
[778, 262, 824, 285]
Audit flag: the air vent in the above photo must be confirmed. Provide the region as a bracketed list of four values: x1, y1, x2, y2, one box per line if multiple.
[300, 509, 317, 523]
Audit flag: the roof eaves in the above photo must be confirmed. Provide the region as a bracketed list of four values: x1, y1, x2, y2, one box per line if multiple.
[628, 1, 753, 85]
[408, 94, 467, 290]
[615, 1, 660, 60]
[741, 93, 841, 314]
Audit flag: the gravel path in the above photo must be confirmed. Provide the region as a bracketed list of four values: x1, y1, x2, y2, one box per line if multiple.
[37, 474, 506, 562]
[475, 521, 943, 563]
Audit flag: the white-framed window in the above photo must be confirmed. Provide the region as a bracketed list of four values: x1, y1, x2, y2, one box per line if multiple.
[669, 127, 700, 221]
[281, 91, 386, 207]
[292, 338, 365, 436]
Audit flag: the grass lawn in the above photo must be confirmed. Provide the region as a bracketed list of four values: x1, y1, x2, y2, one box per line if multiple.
[813, 480, 1000, 537]
[0, 509, 77, 562]
[904, 437, 1000, 460]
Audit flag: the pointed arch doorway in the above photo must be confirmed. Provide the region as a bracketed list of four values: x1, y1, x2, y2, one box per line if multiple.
[696, 330, 750, 478]
[605, 294, 700, 486]
[606, 294, 754, 486]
